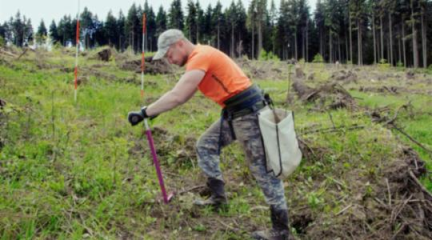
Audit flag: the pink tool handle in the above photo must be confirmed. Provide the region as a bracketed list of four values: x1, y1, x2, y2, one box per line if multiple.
[146, 129, 169, 204]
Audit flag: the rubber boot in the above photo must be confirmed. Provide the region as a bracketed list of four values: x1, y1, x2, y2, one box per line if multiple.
[251, 205, 290, 240]
[194, 177, 227, 208]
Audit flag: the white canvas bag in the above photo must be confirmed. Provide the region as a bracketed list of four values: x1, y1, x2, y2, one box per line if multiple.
[258, 107, 302, 179]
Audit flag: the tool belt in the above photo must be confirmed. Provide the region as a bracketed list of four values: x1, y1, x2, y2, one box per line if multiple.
[223, 84, 267, 120]
[217, 84, 270, 154]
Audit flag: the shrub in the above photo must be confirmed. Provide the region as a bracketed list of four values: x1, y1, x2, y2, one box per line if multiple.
[258, 48, 280, 61]
[53, 42, 63, 50]
[312, 54, 324, 63]
[379, 58, 387, 64]
[378, 58, 391, 70]
[258, 48, 268, 61]
[267, 51, 280, 61]
[298, 58, 306, 65]
[396, 61, 404, 68]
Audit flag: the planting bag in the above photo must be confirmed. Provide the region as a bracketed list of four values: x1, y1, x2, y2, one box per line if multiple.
[258, 108, 302, 179]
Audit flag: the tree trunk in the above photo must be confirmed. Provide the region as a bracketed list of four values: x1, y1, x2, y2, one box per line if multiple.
[329, 31, 332, 63]
[402, 20, 407, 67]
[380, 15, 384, 61]
[302, 28, 305, 61]
[421, 5, 427, 68]
[349, 13, 353, 62]
[217, 23, 220, 49]
[306, 20, 309, 62]
[338, 36, 341, 62]
[258, 17, 262, 59]
[320, 28, 324, 56]
[295, 30, 298, 60]
[398, 26, 402, 65]
[373, 12, 377, 64]
[196, 22, 199, 44]
[345, 34, 349, 63]
[411, 0, 419, 68]
[357, 19, 362, 66]
[252, 23, 255, 59]
[231, 23, 235, 58]
[389, 12, 394, 65]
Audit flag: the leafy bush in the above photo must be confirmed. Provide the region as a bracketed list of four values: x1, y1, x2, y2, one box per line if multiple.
[267, 51, 280, 61]
[52, 42, 63, 50]
[312, 54, 324, 63]
[298, 58, 306, 65]
[379, 58, 391, 70]
[396, 61, 404, 68]
[379, 58, 387, 64]
[259, 48, 268, 61]
[258, 48, 280, 61]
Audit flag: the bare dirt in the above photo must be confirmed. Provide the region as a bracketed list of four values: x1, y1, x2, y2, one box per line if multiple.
[118, 56, 172, 75]
[292, 65, 357, 110]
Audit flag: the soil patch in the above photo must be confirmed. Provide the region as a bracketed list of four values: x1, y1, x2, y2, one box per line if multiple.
[97, 48, 112, 62]
[119, 57, 172, 75]
[331, 70, 358, 84]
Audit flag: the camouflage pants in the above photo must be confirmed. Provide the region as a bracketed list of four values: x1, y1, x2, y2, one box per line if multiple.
[196, 108, 288, 210]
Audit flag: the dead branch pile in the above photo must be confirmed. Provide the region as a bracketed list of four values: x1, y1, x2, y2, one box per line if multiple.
[128, 126, 197, 167]
[236, 59, 285, 80]
[359, 86, 399, 94]
[0, 48, 18, 58]
[331, 70, 358, 83]
[119, 57, 172, 75]
[406, 70, 416, 80]
[292, 66, 357, 110]
[376, 148, 432, 238]
[97, 48, 112, 61]
[300, 147, 431, 239]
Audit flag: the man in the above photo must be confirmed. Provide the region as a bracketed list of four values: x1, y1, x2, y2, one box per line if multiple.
[128, 29, 290, 240]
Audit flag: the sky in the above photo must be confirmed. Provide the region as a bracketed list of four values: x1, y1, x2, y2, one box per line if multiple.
[0, 0, 317, 27]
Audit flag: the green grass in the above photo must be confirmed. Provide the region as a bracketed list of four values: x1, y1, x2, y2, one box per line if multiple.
[1, 49, 431, 239]
[351, 91, 432, 190]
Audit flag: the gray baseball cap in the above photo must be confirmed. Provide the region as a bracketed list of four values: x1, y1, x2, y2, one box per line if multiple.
[153, 29, 185, 60]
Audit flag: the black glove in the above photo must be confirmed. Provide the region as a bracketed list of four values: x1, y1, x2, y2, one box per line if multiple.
[128, 107, 149, 126]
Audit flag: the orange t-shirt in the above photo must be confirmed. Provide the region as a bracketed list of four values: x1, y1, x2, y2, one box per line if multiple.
[186, 45, 252, 107]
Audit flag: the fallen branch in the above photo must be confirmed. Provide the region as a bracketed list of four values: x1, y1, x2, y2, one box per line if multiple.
[336, 203, 352, 216]
[297, 138, 318, 160]
[391, 223, 407, 240]
[177, 185, 206, 195]
[385, 102, 412, 125]
[385, 178, 392, 207]
[16, 48, 29, 60]
[390, 195, 413, 224]
[300, 125, 365, 135]
[390, 124, 432, 155]
[408, 170, 432, 199]
[216, 219, 243, 233]
[0, 48, 18, 58]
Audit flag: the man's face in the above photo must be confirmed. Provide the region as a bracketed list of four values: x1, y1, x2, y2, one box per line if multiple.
[165, 40, 188, 67]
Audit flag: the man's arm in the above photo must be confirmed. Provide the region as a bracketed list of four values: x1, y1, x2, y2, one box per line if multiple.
[145, 70, 205, 116]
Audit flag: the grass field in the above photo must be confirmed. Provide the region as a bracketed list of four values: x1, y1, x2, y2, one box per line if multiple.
[0, 47, 431, 239]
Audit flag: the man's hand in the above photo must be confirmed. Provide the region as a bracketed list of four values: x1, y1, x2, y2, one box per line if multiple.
[128, 107, 149, 126]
